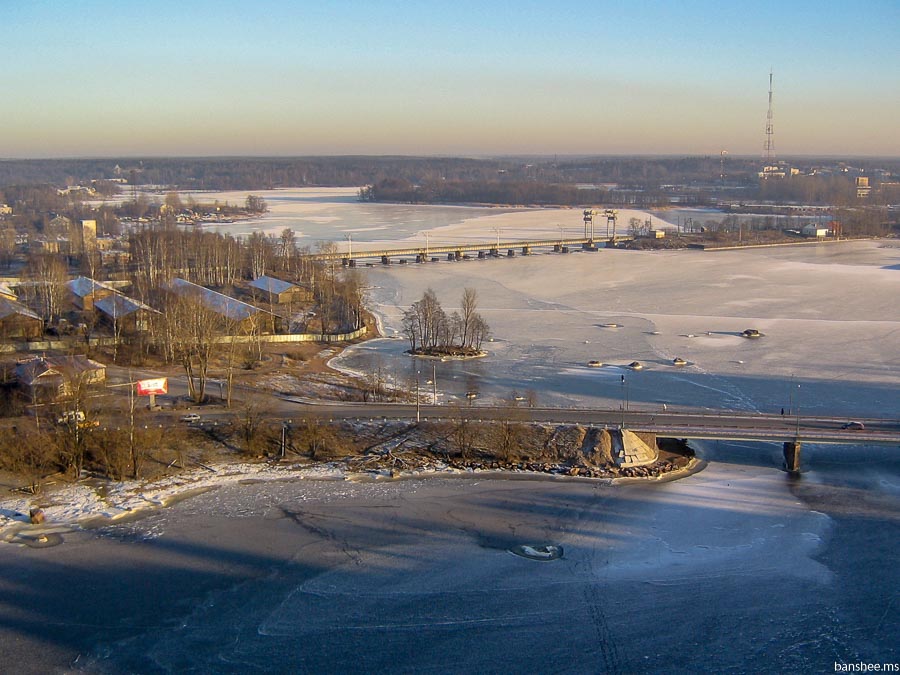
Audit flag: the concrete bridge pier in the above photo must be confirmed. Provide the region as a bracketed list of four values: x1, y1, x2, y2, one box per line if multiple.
[381, 255, 391, 265]
[507, 249, 515, 257]
[783, 440, 802, 473]
[522, 246, 531, 255]
[416, 253, 427, 263]
[582, 241, 597, 251]
[477, 250, 486, 259]
[553, 244, 561, 252]
[341, 258, 349, 267]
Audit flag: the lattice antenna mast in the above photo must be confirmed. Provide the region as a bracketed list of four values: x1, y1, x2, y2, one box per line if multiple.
[764, 69, 775, 162]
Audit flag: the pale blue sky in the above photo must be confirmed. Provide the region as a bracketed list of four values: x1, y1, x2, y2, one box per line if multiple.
[3, 0, 898, 157]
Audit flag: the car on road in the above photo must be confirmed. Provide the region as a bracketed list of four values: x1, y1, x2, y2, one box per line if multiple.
[841, 421, 865, 430]
[180, 413, 201, 423]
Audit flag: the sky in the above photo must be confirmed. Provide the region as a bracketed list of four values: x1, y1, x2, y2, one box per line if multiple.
[3, 0, 899, 158]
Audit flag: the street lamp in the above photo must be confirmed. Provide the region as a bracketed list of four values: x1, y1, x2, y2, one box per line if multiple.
[415, 370, 421, 423]
[788, 373, 794, 415]
[431, 362, 437, 405]
[795, 383, 801, 438]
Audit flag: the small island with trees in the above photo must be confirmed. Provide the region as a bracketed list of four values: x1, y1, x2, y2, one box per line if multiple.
[402, 288, 490, 358]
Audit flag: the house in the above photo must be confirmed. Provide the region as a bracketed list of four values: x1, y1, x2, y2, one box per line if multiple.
[801, 224, 829, 238]
[29, 236, 68, 255]
[248, 275, 311, 304]
[0, 204, 12, 216]
[0, 297, 43, 340]
[94, 293, 157, 333]
[167, 278, 276, 333]
[16, 355, 106, 402]
[66, 276, 118, 311]
[0, 282, 18, 302]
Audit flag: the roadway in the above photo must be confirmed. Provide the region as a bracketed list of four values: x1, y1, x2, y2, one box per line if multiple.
[306, 236, 632, 261]
[102, 368, 900, 446]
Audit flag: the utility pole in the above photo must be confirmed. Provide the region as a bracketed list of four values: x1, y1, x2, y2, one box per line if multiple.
[432, 362, 437, 405]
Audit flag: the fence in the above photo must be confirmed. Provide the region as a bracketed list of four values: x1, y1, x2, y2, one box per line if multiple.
[1, 326, 368, 353]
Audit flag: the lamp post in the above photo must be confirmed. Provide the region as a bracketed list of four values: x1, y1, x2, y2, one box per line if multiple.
[621, 374, 627, 428]
[788, 374, 793, 415]
[795, 383, 801, 438]
[431, 362, 437, 405]
[415, 370, 421, 423]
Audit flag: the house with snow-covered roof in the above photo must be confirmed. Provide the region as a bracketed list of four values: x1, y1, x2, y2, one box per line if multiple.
[248, 275, 311, 305]
[66, 276, 118, 311]
[0, 297, 43, 340]
[166, 278, 276, 333]
[94, 293, 158, 334]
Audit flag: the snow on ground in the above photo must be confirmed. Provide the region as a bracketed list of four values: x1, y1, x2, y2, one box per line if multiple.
[0, 462, 347, 542]
[5, 191, 898, 534]
[335, 239, 900, 415]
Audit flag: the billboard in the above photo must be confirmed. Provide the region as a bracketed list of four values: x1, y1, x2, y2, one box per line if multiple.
[136, 378, 168, 396]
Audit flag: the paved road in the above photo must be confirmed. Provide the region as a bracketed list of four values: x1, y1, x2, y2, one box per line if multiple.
[103, 367, 900, 445]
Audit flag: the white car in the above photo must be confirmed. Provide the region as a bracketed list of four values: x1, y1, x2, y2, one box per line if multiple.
[180, 413, 201, 423]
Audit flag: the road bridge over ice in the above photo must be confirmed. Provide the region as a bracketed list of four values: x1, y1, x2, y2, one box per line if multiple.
[276, 401, 900, 473]
[307, 236, 633, 266]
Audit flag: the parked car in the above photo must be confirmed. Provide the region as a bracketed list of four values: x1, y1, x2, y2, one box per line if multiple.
[180, 413, 201, 423]
[841, 421, 865, 430]
[57, 410, 85, 425]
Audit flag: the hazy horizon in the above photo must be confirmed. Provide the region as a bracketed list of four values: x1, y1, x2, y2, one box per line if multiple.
[4, 1, 899, 158]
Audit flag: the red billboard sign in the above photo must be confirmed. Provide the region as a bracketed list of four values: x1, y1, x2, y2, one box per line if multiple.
[136, 378, 168, 396]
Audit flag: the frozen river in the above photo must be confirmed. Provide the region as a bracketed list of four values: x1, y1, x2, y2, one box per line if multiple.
[1, 439, 897, 672]
[1, 189, 897, 672]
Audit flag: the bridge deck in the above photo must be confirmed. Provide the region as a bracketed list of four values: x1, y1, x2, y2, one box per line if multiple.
[309, 237, 631, 261]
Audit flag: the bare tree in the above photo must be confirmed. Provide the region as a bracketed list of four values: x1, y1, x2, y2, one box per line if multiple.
[246, 231, 273, 279]
[448, 402, 481, 460]
[296, 415, 341, 461]
[232, 396, 270, 456]
[0, 425, 58, 494]
[24, 253, 67, 323]
[160, 291, 223, 403]
[459, 287, 478, 349]
[490, 394, 530, 462]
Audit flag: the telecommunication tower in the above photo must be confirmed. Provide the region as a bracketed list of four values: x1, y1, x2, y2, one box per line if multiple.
[764, 69, 775, 162]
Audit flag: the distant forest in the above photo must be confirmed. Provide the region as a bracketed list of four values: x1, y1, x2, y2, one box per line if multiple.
[1, 156, 898, 208]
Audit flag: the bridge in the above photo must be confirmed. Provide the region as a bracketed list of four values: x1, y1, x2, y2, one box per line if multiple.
[308, 236, 632, 265]
[276, 400, 900, 473]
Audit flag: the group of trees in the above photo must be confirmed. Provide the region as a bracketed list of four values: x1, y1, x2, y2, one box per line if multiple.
[402, 288, 489, 356]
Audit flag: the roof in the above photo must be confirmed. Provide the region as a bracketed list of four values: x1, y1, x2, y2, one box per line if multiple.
[249, 275, 297, 295]
[0, 296, 41, 322]
[15, 355, 105, 386]
[0, 282, 18, 299]
[168, 278, 271, 322]
[66, 276, 118, 298]
[94, 293, 157, 319]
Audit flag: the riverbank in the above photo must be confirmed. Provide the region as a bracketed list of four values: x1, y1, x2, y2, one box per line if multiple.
[0, 429, 696, 545]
